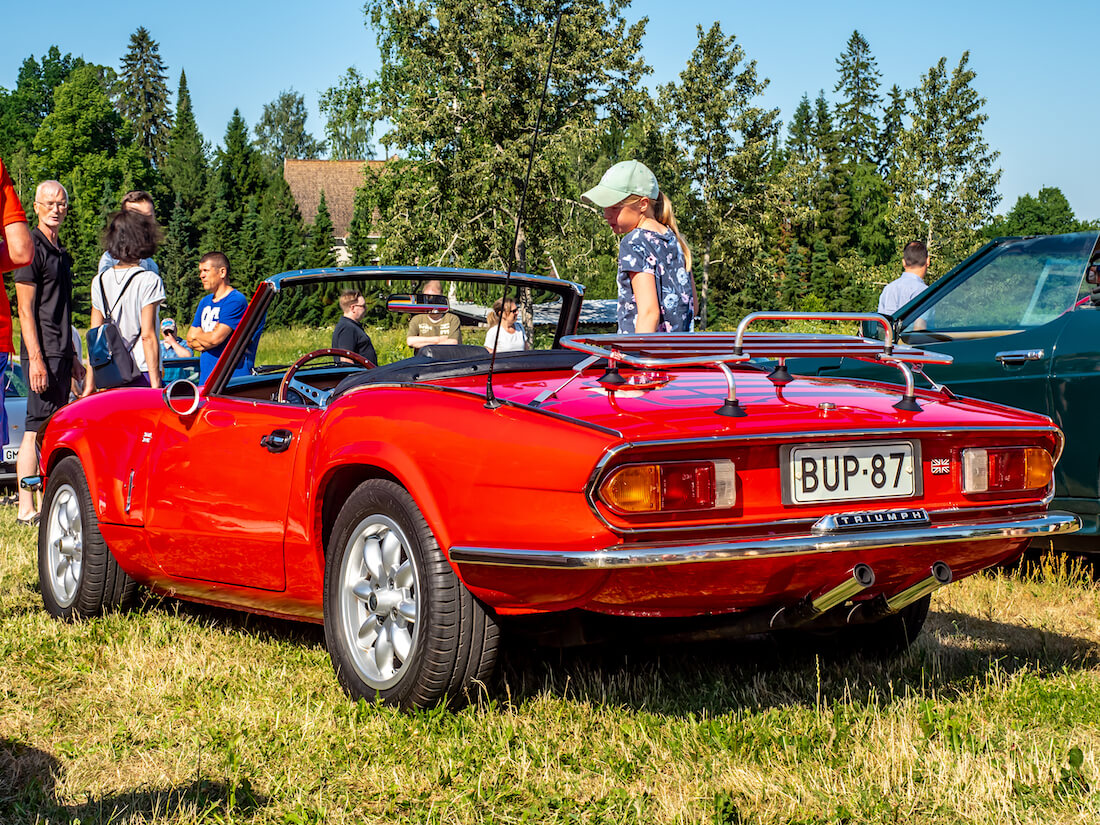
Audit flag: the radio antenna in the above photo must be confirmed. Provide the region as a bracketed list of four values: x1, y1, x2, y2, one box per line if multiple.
[485, 7, 565, 409]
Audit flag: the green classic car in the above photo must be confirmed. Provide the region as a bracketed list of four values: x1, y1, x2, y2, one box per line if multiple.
[790, 231, 1100, 552]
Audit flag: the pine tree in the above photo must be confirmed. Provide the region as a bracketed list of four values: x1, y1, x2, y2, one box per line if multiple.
[876, 84, 906, 179]
[833, 31, 881, 166]
[162, 70, 208, 219]
[305, 190, 337, 268]
[234, 196, 265, 293]
[347, 187, 377, 265]
[892, 53, 1002, 269]
[658, 21, 783, 327]
[159, 195, 201, 320]
[785, 94, 814, 159]
[214, 110, 264, 216]
[117, 27, 172, 170]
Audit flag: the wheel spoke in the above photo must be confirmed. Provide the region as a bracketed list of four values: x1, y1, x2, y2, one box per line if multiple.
[392, 624, 413, 661]
[381, 530, 402, 574]
[373, 622, 395, 677]
[393, 560, 413, 590]
[363, 536, 384, 581]
[356, 617, 380, 650]
[397, 599, 417, 623]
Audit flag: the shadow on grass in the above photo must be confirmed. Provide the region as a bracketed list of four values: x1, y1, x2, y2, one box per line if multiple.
[0, 739, 269, 825]
[493, 605, 1100, 716]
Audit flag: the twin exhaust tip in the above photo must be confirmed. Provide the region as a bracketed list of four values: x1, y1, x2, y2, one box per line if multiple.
[770, 561, 953, 630]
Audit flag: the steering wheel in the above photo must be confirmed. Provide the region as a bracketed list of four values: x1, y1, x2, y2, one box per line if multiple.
[277, 348, 375, 405]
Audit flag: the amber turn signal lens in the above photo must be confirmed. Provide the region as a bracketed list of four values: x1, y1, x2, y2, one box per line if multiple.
[599, 460, 736, 514]
[961, 447, 1053, 494]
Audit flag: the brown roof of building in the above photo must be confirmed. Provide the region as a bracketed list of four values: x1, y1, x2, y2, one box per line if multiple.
[283, 159, 387, 238]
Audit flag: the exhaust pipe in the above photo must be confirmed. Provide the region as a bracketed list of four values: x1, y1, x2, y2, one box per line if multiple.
[771, 563, 875, 629]
[848, 561, 952, 623]
[886, 561, 952, 613]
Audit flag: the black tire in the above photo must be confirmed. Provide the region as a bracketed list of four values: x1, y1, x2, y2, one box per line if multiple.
[38, 455, 138, 620]
[323, 479, 499, 709]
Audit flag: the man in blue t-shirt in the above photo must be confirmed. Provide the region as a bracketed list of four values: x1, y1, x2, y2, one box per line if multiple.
[186, 252, 252, 383]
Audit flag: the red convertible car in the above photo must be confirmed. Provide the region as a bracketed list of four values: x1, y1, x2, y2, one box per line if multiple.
[33, 268, 1079, 708]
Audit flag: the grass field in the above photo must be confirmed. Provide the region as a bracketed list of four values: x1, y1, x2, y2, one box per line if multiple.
[4, 318, 1098, 823]
[3, 506, 1100, 823]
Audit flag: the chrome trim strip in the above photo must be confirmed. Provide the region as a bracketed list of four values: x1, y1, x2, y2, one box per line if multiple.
[449, 511, 1080, 570]
[582, 425, 1063, 533]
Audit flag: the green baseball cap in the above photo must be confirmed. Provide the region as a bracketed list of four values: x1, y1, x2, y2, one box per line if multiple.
[582, 160, 659, 208]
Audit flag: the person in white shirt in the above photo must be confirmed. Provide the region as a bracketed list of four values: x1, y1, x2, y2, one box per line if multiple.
[878, 241, 930, 317]
[484, 296, 527, 353]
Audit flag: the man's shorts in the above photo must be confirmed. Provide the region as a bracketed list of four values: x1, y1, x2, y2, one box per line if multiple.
[25, 356, 73, 431]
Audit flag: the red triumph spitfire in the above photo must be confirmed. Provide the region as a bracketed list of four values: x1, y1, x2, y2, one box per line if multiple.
[31, 268, 1079, 708]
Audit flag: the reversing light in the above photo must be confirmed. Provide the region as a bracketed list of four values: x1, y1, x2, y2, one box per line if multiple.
[961, 447, 1053, 494]
[599, 460, 736, 514]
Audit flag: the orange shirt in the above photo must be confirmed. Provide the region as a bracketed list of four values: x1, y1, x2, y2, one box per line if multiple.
[0, 157, 26, 353]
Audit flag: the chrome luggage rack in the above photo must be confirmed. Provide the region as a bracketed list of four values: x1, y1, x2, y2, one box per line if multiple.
[559, 312, 953, 416]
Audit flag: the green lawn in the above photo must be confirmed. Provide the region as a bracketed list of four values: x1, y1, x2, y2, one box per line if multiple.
[3, 509, 1100, 823]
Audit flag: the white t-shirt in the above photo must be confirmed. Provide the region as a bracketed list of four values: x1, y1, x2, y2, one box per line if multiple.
[90, 266, 166, 373]
[484, 322, 526, 353]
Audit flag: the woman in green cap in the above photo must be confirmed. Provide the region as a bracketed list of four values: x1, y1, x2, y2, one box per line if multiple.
[582, 159, 695, 333]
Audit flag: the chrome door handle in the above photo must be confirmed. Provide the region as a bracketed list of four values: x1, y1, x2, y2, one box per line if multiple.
[995, 349, 1044, 365]
[260, 429, 293, 453]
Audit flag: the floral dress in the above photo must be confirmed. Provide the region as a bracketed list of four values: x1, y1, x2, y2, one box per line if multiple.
[616, 228, 694, 333]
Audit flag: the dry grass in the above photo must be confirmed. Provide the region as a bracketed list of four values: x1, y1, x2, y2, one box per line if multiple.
[4, 505, 1100, 823]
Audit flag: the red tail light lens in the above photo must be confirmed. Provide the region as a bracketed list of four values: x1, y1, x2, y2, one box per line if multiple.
[961, 447, 1053, 494]
[599, 460, 736, 514]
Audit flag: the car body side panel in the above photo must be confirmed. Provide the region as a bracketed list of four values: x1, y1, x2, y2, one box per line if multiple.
[308, 385, 619, 609]
[142, 396, 315, 591]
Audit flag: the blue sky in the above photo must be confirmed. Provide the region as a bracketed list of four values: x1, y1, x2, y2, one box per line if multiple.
[4, 0, 1098, 220]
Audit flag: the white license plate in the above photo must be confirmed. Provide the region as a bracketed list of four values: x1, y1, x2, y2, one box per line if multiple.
[786, 441, 918, 504]
[2, 445, 16, 463]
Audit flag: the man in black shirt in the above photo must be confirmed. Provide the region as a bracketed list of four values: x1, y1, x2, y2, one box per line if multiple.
[331, 289, 377, 364]
[12, 180, 84, 524]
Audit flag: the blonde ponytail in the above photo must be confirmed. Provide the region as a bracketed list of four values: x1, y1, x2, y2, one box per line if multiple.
[654, 192, 692, 273]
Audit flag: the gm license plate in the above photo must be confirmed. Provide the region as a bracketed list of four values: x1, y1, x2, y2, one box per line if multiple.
[2, 445, 16, 463]
[783, 440, 920, 505]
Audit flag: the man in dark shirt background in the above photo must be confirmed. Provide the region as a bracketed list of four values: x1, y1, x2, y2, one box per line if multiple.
[332, 289, 377, 364]
[12, 180, 84, 524]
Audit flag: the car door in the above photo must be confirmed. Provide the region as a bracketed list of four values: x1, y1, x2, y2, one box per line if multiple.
[1047, 305, 1100, 503]
[143, 395, 314, 590]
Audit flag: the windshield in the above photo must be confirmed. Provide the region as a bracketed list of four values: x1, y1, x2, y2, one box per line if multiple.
[905, 232, 1100, 334]
[251, 275, 566, 372]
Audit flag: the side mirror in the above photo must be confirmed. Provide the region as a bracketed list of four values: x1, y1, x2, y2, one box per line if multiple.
[162, 379, 203, 416]
[387, 293, 450, 314]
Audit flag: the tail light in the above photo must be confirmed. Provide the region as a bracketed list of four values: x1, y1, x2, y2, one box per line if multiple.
[961, 447, 1053, 494]
[599, 460, 736, 514]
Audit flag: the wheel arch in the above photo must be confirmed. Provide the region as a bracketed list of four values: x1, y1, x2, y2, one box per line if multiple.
[318, 463, 404, 558]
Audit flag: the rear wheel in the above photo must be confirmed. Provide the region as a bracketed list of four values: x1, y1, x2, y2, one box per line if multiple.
[323, 479, 499, 709]
[39, 456, 137, 619]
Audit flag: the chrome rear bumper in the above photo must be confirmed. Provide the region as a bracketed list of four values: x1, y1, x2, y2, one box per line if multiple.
[449, 511, 1080, 570]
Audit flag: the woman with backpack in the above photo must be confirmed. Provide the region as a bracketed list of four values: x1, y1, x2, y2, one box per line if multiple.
[87, 209, 166, 390]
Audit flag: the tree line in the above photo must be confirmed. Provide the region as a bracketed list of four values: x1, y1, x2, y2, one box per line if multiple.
[1, 2, 1096, 329]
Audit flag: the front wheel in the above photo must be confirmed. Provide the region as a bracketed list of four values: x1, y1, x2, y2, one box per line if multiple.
[323, 479, 499, 709]
[38, 455, 137, 620]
